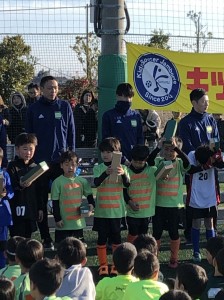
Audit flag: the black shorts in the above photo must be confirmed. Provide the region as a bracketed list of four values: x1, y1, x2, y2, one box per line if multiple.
[92, 217, 121, 234]
[126, 217, 150, 236]
[188, 205, 217, 219]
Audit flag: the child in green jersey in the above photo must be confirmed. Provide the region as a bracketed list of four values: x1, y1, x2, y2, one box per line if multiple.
[14, 238, 44, 300]
[96, 242, 138, 300]
[125, 144, 160, 243]
[29, 258, 72, 300]
[93, 137, 130, 277]
[0, 276, 15, 300]
[0, 236, 25, 281]
[175, 263, 208, 300]
[51, 151, 94, 245]
[152, 137, 190, 269]
[123, 250, 168, 300]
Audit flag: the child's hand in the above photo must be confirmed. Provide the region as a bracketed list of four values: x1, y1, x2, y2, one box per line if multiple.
[20, 179, 32, 188]
[56, 220, 64, 228]
[38, 210, 43, 222]
[106, 165, 113, 175]
[0, 188, 7, 198]
[158, 137, 166, 149]
[117, 165, 124, 176]
[170, 137, 177, 148]
[87, 204, 94, 217]
[128, 200, 139, 211]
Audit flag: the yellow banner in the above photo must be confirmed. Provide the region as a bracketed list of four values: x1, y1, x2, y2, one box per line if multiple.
[127, 42, 224, 113]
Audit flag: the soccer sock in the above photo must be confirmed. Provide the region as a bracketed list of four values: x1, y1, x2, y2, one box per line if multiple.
[191, 227, 200, 254]
[156, 240, 161, 254]
[206, 229, 215, 240]
[170, 238, 180, 262]
[0, 251, 6, 269]
[97, 245, 107, 266]
[127, 234, 137, 244]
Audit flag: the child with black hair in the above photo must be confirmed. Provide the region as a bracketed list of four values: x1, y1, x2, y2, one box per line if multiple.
[175, 263, 208, 300]
[14, 238, 44, 300]
[0, 236, 25, 281]
[56, 237, 95, 300]
[0, 147, 14, 268]
[123, 250, 168, 300]
[201, 248, 224, 300]
[133, 233, 158, 255]
[29, 258, 71, 300]
[159, 290, 191, 300]
[125, 144, 159, 243]
[93, 137, 130, 276]
[96, 242, 137, 300]
[0, 276, 15, 300]
[133, 233, 164, 282]
[153, 137, 191, 268]
[7, 133, 43, 238]
[163, 278, 176, 290]
[187, 144, 224, 262]
[205, 236, 224, 266]
[51, 151, 94, 245]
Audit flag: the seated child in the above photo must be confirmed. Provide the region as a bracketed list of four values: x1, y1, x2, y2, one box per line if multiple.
[0, 236, 25, 281]
[14, 238, 44, 300]
[0, 146, 14, 268]
[96, 242, 138, 300]
[201, 248, 224, 300]
[206, 236, 224, 267]
[56, 237, 95, 300]
[7, 133, 44, 238]
[187, 145, 224, 262]
[93, 137, 130, 276]
[125, 145, 158, 243]
[29, 258, 72, 300]
[51, 151, 94, 245]
[123, 250, 168, 300]
[175, 263, 208, 300]
[159, 290, 191, 300]
[133, 233, 158, 255]
[133, 233, 164, 282]
[0, 276, 15, 300]
[153, 137, 190, 268]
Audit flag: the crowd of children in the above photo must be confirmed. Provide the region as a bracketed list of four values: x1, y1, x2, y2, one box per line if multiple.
[0, 84, 224, 299]
[1, 235, 224, 299]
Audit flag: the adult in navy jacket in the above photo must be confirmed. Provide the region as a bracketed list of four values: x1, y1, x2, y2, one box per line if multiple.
[178, 88, 219, 155]
[26, 75, 75, 249]
[178, 88, 219, 243]
[102, 83, 144, 165]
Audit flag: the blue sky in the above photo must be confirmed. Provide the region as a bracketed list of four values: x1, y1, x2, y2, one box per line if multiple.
[0, 0, 223, 76]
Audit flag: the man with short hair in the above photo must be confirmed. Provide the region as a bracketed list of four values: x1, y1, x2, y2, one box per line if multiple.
[178, 88, 219, 244]
[26, 76, 76, 250]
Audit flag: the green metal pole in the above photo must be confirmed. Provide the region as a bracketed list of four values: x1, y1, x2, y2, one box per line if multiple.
[98, 0, 127, 142]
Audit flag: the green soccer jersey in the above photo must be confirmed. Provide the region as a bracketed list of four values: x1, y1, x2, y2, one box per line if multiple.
[127, 166, 157, 218]
[155, 157, 189, 208]
[123, 279, 168, 300]
[14, 273, 32, 300]
[0, 264, 21, 281]
[93, 163, 129, 218]
[51, 175, 92, 230]
[96, 274, 138, 300]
